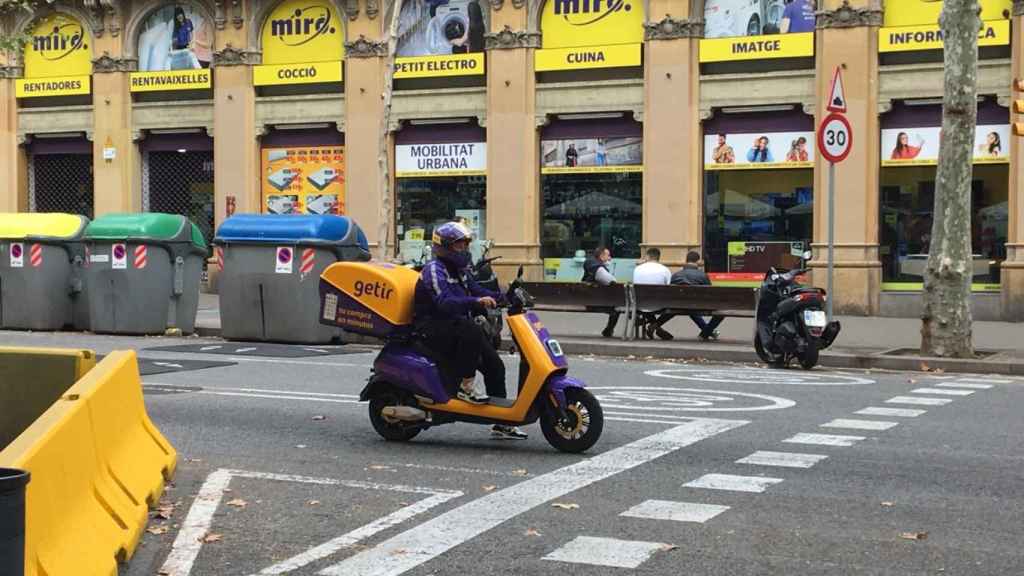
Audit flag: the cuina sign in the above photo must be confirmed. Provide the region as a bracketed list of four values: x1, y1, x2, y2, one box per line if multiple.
[535, 0, 644, 72]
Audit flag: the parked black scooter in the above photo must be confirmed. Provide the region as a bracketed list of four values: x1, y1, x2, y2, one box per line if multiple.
[754, 256, 841, 370]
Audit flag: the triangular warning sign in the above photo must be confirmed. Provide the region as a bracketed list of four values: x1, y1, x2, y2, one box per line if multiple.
[827, 67, 847, 113]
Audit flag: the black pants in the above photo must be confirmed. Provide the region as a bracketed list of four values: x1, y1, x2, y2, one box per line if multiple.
[419, 316, 507, 398]
[690, 315, 725, 337]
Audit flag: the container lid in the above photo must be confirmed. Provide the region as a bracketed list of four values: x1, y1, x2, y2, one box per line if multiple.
[0, 213, 89, 241]
[215, 214, 360, 245]
[84, 213, 207, 251]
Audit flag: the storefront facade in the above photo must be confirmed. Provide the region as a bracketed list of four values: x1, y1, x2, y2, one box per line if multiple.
[2, 0, 1024, 320]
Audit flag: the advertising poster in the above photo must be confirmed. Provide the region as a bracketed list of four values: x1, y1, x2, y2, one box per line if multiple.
[255, 0, 344, 86]
[541, 138, 642, 174]
[262, 146, 346, 215]
[17, 13, 92, 98]
[700, 0, 815, 63]
[704, 131, 815, 170]
[536, 0, 644, 71]
[880, 125, 1010, 166]
[394, 0, 487, 78]
[880, 0, 1009, 52]
[727, 240, 804, 273]
[396, 142, 486, 177]
[131, 3, 213, 91]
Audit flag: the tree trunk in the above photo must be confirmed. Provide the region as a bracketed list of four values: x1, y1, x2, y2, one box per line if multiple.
[375, 1, 403, 261]
[920, 0, 979, 358]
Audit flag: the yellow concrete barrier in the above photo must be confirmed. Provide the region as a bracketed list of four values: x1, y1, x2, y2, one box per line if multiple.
[0, 349, 176, 576]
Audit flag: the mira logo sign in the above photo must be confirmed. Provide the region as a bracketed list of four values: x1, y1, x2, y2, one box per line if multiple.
[269, 5, 336, 46]
[32, 21, 87, 59]
[553, 0, 632, 25]
[261, 0, 343, 66]
[22, 13, 93, 81]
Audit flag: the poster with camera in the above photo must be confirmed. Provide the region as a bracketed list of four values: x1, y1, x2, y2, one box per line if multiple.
[394, 0, 487, 78]
[540, 138, 642, 174]
[704, 131, 815, 170]
[261, 146, 346, 215]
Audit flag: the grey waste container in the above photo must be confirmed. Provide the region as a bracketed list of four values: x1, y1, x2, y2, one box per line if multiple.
[214, 214, 370, 343]
[0, 468, 29, 576]
[0, 213, 90, 331]
[83, 213, 208, 335]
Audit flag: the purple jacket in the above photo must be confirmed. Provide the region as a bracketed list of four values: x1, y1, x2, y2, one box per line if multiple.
[414, 259, 501, 322]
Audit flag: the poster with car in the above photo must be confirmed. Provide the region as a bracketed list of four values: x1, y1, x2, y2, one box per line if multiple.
[394, 0, 487, 77]
[540, 138, 642, 174]
[880, 125, 1010, 166]
[704, 131, 815, 170]
[136, 3, 212, 71]
[261, 146, 346, 215]
[703, 0, 816, 38]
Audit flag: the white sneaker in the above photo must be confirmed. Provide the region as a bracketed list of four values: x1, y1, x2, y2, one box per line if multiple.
[491, 425, 528, 440]
[457, 379, 489, 404]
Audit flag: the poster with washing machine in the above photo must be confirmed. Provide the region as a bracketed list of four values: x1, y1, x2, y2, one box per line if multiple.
[880, 125, 1010, 166]
[394, 0, 488, 78]
[704, 130, 815, 170]
[700, 0, 815, 63]
[261, 146, 346, 215]
[540, 138, 642, 174]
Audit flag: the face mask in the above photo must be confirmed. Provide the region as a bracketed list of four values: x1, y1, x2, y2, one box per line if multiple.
[448, 250, 472, 270]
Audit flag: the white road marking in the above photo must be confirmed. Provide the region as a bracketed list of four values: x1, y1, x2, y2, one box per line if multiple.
[821, 419, 899, 431]
[954, 377, 1011, 384]
[199, 345, 222, 351]
[370, 462, 534, 478]
[621, 499, 730, 524]
[606, 416, 687, 425]
[234, 347, 258, 353]
[911, 387, 975, 396]
[783, 433, 865, 447]
[736, 451, 828, 469]
[886, 396, 953, 406]
[855, 407, 926, 418]
[152, 361, 184, 368]
[684, 473, 783, 493]
[226, 356, 371, 368]
[143, 383, 362, 405]
[591, 386, 795, 412]
[542, 536, 669, 569]
[604, 411, 692, 422]
[303, 348, 330, 353]
[145, 382, 359, 399]
[318, 417, 747, 576]
[158, 469, 460, 576]
[645, 367, 875, 386]
[936, 382, 993, 390]
[199, 391, 361, 404]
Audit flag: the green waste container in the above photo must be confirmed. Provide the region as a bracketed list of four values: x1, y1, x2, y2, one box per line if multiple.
[83, 213, 207, 335]
[0, 213, 90, 331]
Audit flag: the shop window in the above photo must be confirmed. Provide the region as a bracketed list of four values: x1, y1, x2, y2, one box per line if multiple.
[879, 165, 1007, 291]
[30, 153, 94, 219]
[396, 176, 486, 264]
[144, 150, 215, 245]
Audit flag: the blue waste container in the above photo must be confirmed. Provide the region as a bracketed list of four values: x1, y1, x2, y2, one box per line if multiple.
[214, 214, 370, 343]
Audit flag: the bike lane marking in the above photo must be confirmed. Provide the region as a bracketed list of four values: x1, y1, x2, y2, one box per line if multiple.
[317, 417, 748, 576]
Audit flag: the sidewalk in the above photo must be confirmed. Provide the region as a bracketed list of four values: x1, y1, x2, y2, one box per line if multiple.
[196, 294, 1024, 375]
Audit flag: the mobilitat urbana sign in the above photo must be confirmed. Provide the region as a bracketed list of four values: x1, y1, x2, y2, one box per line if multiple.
[878, 0, 1011, 52]
[254, 0, 344, 86]
[535, 0, 644, 72]
[16, 13, 92, 98]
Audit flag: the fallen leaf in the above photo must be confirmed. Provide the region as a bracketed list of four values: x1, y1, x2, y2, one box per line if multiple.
[307, 500, 321, 506]
[907, 379, 917, 385]
[312, 415, 327, 421]
[920, 362, 930, 372]
[524, 528, 542, 537]
[158, 571, 171, 576]
[201, 533, 223, 543]
[223, 488, 232, 493]
[881, 501, 895, 507]
[226, 498, 248, 508]
[934, 368, 945, 374]
[368, 465, 393, 471]
[899, 531, 928, 541]
[147, 526, 169, 535]
[154, 505, 175, 520]
[551, 502, 579, 510]
[482, 485, 497, 492]
[511, 469, 528, 477]
[660, 544, 679, 552]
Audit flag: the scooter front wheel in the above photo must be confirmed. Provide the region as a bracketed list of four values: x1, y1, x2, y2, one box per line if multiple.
[754, 331, 787, 368]
[540, 388, 603, 454]
[368, 392, 421, 442]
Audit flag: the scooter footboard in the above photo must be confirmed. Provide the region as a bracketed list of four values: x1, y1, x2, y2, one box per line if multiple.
[545, 374, 587, 409]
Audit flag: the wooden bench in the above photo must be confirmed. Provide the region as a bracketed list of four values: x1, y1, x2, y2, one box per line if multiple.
[630, 284, 758, 340]
[519, 282, 630, 339]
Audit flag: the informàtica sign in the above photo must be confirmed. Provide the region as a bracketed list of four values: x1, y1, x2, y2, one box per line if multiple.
[394, 0, 487, 79]
[254, 0, 344, 86]
[704, 131, 815, 170]
[130, 3, 213, 92]
[880, 125, 1010, 166]
[262, 146, 346, 215]
[16, 13, 92, 98]
[396, 142, 486, 177]
[699, 0, 814, 63]
[879, 0, 1009, 52]
[535, 0, 644, 72]
[540, 137, 642, 174]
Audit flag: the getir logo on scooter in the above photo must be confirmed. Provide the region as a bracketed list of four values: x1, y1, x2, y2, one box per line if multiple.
[354, 280, 394, 301]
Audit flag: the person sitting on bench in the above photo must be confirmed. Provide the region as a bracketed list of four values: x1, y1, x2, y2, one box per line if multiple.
[670, 251, 725, 341]
[632, 247, 674, 340]
[582, 246, 620, 338]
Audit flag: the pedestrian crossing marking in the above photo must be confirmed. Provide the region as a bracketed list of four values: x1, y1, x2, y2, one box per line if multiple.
[886, 396, 952, 406]
[684, 473, 783, 493]
[783, 433, 865, 447]
[821, 419, 898, 431]
[543, 536, 669, 569]
[911, 387, 975, 397]
[855, 407, 925, 418]
[736, 451, 828, 468]
[621, 500, 730, 524]
[936, 382, 993, 390]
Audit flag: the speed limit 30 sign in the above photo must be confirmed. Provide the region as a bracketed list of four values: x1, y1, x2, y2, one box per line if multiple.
[818, 112, 853, 163]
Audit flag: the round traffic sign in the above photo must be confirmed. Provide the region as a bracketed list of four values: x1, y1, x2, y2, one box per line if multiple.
[817, 112, 853, 163]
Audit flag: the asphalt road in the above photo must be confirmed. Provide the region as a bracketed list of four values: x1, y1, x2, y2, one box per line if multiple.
[3, 330, 1022, 576]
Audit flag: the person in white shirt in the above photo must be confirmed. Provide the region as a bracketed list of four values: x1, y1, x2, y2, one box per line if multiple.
[632, 247, 674, 340]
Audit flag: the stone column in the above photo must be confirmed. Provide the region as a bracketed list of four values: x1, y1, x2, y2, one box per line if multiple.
[483, 3, 542, 280]
[1004, 0, 1024, 320]
[213, 40, 260, 225]
[91, 47, 139, 216]
[0, 58, 26, 212]
[809, 0, 884, 315]
[642, 4, 702, 267]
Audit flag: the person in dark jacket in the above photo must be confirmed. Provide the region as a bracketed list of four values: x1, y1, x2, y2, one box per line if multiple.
[414, 221, 526, 439]
[670, 251, 725, 340]
[582, 246, 619, 338]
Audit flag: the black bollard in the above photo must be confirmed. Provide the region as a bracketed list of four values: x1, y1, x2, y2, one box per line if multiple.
[0, 468, 30, 576]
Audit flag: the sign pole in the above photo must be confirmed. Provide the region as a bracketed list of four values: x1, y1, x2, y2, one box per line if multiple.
[827, 160, 835, 322]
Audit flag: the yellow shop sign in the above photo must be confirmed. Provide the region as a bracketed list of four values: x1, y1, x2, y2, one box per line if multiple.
[261, 0, 343, 65]
[394, 53, 484, 79]
[22, 13, 92, 78]
[699, 32, 813, 63]
[883, 0, 1009, 27]
[16, 75, 91, 97]
[879, 19, 1009, 52]
[535, 43, 640, 72]
[129, 69, 211, 92]
[254, 61, 342, 86]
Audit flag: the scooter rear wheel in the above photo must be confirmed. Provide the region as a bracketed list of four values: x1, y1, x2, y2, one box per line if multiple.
[540, 388, 603, 454]
[368, 391, 422, 442]
[799, 338, 820, 370]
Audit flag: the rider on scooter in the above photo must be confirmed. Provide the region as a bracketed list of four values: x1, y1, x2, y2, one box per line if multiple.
[413, 221, 528, 440]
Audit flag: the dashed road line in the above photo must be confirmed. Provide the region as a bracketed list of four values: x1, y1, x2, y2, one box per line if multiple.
[910, 387, 975, 397]
[736, 451, 828, 469]
[821, 418, 899, 431]
[886, 396, 952, 406]
[542, 536, 670, 569]
[783, 433, 865, 447]
[684, 473, 783, 493]
[620, 500, 730, 524]
[953, 377, 1011, 384]
[855, 407, 926, 418]
[935, 382, 993, 390]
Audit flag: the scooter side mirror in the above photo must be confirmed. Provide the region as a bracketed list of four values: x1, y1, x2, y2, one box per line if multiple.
[516, 265, 524, 280]
[802, 250, 813, 261]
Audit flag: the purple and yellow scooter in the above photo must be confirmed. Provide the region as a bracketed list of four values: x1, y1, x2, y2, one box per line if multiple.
[319, 262, 603, 453]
